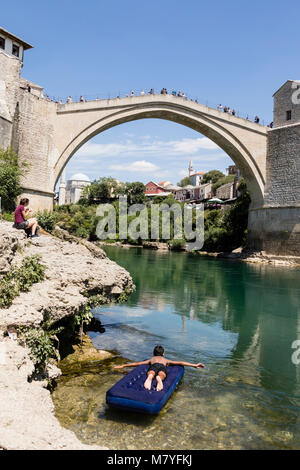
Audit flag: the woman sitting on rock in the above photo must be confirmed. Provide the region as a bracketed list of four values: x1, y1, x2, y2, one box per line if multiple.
[14, 198, 39, 238]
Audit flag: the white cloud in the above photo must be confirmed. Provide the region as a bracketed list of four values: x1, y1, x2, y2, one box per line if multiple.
[109, 160, 159, 172]
[171, 137, 218, 153]
[76, 136, 220, 159]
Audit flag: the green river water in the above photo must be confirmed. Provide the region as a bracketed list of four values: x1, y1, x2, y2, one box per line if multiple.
[52, 246, 300, 449]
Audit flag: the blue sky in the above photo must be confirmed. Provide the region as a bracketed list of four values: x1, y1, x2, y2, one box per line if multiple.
[2, 0, 300, 185]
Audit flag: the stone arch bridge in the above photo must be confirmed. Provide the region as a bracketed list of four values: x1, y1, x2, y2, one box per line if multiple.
[9, 92, 300, 256]
[52, 95, 267, 209]
[0, 34, 299, 255]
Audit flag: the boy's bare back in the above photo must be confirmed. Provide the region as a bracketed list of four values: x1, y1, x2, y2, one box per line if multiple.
[149, 355, 169, 366]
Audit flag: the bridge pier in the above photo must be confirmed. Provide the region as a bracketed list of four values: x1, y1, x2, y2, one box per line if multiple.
[248, 83, 300, 255]
[248, 206, 300, 255]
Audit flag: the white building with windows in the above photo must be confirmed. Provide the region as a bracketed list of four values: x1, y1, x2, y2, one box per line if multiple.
[59, 171, 91, 205]
[0, 27, 33, 62]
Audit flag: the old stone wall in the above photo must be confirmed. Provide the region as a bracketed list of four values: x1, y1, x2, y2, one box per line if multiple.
[264, 124, 300, 206]
[0, 52, 21, 149]
[15, 90, 57, 210]
[0, 50, 57, 211]
[273, 81, 300, 128]
[0, 117, 11, 148]
[248, 206, 300, 255]
[216, 181, 235, 200]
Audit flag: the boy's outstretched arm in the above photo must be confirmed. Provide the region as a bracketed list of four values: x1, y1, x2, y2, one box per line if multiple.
[167, 359, 205, 369]
[114, 359, 150, 369]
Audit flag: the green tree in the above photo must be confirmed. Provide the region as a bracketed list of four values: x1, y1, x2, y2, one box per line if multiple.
[125, 181, 146, 205]
[80, 177, 124, 204]
[177, 176, 191, 187]
[0, 147, 28, 212]
[212, 174, 235, 193]
[201, 170, 224, 184]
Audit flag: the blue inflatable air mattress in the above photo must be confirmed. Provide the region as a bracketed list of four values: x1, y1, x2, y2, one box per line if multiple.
[106, 364, 184, 414]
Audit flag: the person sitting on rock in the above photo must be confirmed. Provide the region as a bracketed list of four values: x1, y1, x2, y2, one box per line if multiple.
[14, 198, 39, 238]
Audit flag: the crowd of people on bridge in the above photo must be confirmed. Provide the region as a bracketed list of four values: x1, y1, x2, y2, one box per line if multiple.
[217, 104, 237, 116]
[35, 86, 267, 125]
[217, 103, 264, 124]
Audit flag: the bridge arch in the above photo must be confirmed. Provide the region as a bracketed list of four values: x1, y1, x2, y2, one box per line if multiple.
[53, 95, 268, 208]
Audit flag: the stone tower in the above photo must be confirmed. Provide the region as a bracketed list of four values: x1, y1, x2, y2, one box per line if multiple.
[58, 169, 66, 206]
[0, 28, 33, 149]
[188, 159, 194, 177]
[248, 80, 300, 255]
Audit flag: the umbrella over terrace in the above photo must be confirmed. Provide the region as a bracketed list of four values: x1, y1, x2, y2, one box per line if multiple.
[207, 197, 224, 204]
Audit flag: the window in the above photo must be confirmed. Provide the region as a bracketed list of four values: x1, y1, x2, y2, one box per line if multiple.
[12, 44, 19, 57]
[286, 110, 292, 121]
[0, 36, 5, 49]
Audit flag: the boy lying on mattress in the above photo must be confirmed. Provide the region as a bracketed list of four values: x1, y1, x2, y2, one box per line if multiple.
[114, 345, 205, 392]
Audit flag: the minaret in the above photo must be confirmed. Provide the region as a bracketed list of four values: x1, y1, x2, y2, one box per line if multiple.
[58, 169, 66, 205]
[188, 159, 194, 176]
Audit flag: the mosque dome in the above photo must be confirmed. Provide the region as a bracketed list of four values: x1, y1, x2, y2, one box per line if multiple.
[69, 173, 90, 182]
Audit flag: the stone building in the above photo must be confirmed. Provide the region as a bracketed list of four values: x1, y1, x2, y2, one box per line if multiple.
[273, 80, 300, 128]
[0, 27, 32, 62]
[216, 181, 237, 201]
[248, 79, 300, 254]
[0, 28, 33, 149]
[227, 164, 241, 179]
[59, 173, 90, 205]
[187, 159, 205, 185]
[197, 182, 213, 201]
[189, 171, 205, 186]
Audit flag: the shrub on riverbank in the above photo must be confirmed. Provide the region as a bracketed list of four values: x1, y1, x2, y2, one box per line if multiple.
[1, 212, 14, 222]
[169, 238, 186, 251]
[54, 204, 96, 238]
[0, 147, 29, 212]
[37, 210, 58, 232]
[54, 180, 250, 252]
[18, 326, 62, 372]
[0, 255, 46, 308]
[203, 180, 250, 251]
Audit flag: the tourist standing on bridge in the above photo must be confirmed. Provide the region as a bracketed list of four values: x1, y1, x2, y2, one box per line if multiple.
[79, 96, 85, 102]
[66, 96, 73, 104]
[254, 115, 260, 123]
[217, 104, 223, 111]
[232, 109, 236, 116]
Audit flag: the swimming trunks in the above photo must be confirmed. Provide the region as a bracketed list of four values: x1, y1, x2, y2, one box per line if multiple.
[148, 363, 167, 376]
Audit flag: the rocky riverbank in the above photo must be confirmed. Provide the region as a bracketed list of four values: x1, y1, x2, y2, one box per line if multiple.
[0, 221, 134, 450]
[96, 240, 300, 266]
